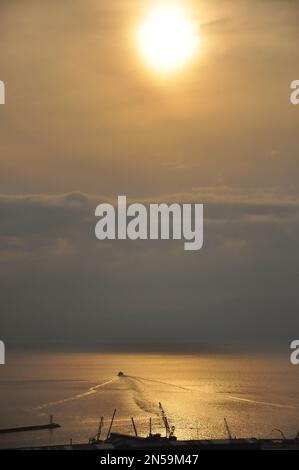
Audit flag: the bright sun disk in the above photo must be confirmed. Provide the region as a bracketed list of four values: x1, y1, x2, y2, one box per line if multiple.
[137, 4, 200, 74]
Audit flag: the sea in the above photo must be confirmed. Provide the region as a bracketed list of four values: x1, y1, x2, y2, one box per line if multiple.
[0, 351, 298, 449]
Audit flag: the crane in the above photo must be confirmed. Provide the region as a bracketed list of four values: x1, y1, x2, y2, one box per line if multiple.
[159, 402, 175, 439]
[96, 416, 104, 441]
[89, 416, 104, 444]
[224, 418, 233, 440]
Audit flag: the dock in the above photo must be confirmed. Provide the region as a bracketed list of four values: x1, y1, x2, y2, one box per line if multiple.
[0, 416, 61, 435]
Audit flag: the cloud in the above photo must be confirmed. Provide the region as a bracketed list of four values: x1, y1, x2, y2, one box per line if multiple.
[0, 188, 298, 350]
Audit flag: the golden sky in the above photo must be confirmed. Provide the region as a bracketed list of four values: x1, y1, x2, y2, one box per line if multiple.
[0, 0, 299, 349]
[0, 0, 298, 196]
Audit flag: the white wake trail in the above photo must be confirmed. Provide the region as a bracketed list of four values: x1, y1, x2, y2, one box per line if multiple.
[130, 375, 191, 391]
[34, 377, 116, 410]
[227, 395, 295, 409]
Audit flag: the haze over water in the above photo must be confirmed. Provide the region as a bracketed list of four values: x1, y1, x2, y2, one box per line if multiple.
[0, 352, 298, 449]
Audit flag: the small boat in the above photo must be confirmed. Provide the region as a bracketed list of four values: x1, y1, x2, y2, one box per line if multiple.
[117, 371, 125, 377]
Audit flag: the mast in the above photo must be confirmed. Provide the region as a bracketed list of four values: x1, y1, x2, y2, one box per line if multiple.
[131, 417, 138, 437]
[106, 408, 116, 440]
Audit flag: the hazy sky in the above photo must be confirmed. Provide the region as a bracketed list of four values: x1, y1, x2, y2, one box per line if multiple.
[0, 0, 298, 350]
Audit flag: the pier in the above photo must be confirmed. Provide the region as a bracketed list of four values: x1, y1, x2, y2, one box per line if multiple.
[0, 416, 61, 435]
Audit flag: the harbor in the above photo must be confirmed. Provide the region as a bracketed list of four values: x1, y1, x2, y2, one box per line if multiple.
[1, 356, 299, 451]
[3, 401, 299, 451]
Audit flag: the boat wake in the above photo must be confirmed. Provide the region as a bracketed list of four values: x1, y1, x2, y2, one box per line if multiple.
[124, 376, 160, 415]
[128, 375, 191, 391]
[33, 377, 117, 410]
[33, 373, 191, 415]
[227, 395, 295, 409]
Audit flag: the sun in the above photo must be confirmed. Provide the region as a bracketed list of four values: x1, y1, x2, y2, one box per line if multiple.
[137, 4, 200, 74]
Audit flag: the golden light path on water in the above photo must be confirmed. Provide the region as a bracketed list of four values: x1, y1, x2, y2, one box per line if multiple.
[35, 375, 294, 412]
[0, 353, 299, 448]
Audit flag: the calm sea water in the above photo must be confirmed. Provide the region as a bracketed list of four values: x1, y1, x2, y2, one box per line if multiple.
[0, 352, 298, 449]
